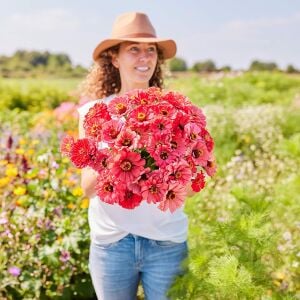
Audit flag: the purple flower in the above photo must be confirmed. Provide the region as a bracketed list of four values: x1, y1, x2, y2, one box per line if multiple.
[8, 266, 21, 277]
[59, 250, 71, 263]
[0, 218, 8, 225]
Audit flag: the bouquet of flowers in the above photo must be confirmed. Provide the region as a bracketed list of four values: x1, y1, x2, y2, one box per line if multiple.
[61, 87, 216, 213]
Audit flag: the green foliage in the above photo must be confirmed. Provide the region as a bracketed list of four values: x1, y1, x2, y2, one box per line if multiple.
[249, 60, 279, 71]
[1, 72, 300, 299]
[192, 60, 217, 72]
[168, 57, 188, 72]
[0, 50, 87, 78]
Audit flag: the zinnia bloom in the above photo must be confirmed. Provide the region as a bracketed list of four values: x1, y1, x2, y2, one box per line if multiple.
[111, 150, 145, 183]
[151, 144, 177, 168]
[70, 138, 97, 168]
[118, 187, 143, 209]
[165, 160, 192, 185]
[60, 135, 74, 157]
[95, 172, 120, 204]
[140, 172, 168, 204]
[115, 128, 138, 149]
[108, 95, 129, 116]
[158, 183, 187, 213]
[190, 140, 210, 166]
[191, 172, 206, 192]
[102, 119, 123, 144]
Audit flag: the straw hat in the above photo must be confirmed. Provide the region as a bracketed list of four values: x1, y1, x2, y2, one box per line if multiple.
[92, 12, 177, 61]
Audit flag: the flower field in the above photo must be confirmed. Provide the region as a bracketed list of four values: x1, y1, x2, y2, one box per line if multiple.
[0, 72, 299, 299]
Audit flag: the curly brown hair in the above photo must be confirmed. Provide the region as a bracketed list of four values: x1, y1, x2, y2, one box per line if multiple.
[78, 43, 165, 100]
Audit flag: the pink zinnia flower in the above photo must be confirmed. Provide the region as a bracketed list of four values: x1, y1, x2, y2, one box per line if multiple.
[200, 127, 214, 152]
[184, 123, 201, 143]
[60, 135, 75, 157]
[158, 183, 187, 213]
[111, 149, 145, 183]
[95, 172, 120, 204]
[170, 135, 186, 157]
[149, 116, 173, 135]
[182, 105, 206, 128]
[151, 144, 177, 168]
[102, 119, 123, 144]
[204, 155, 217, 177]
[140, 172, 168, 204]
[70, 138, 97, 168]
[190, 140, 210, 166]
[88, 148, 109, 173]
[165, 160, 193, 185]
[108, 95, 129, 116]
[115, 128, 139, 149]
[173, 111, 191, 137]
[151, 103, 177, 119]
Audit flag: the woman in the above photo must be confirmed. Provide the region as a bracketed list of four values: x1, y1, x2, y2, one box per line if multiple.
[78, 12, 193, 300]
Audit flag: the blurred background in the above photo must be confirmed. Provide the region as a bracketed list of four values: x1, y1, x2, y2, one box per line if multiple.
[0, 1, 299, 299]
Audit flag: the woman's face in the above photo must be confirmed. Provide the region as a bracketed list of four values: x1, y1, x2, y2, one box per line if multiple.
[112, 42, 158, 91]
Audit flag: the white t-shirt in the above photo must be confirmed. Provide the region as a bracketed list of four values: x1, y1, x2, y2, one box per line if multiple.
[77, 94, 188, 244]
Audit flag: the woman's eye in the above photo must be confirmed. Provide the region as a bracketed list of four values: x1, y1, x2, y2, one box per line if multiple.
[130, 47, 139, 52]
[148, 47, 156, 52]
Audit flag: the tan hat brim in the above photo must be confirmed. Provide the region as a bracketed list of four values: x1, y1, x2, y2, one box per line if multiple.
[92, 38, 177, 61]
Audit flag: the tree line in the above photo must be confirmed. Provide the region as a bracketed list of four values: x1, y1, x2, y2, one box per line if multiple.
[168, 57, 300, 73]
[0, 50, 87, 78]
[0, 50, 299, 78]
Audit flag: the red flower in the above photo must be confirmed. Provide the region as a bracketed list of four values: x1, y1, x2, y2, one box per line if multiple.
[190, 140, 210, 166]
[111, 149, 145, 183]
[200, 128, 214, 152]
[191, 172, 206, 192]
[70, 139, 96, 168]
[115, 128, 139, 149]
[88, 149, 109, 173]
[118, 187, 143, 209]
[60, 135, 74, 157]
[165, 160, 193, 185]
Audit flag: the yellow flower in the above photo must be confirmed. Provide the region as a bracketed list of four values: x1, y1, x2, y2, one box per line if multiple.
[6, 165, 18, 177]
[32, 139, 39, 145]
[19, 138, 26, 145]
[0, 160, 8, 166]
[13, 186, 27, 196]
[72, 187, 83, 197]
[0, 177, 10, 188]
[80, 198, 89, 209]
[27, 149, 35, 156]
[67, 203, 75, 209]
[15, 148, 25, 155]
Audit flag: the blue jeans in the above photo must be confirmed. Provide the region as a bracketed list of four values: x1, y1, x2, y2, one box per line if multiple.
[89, 234, 188, 300]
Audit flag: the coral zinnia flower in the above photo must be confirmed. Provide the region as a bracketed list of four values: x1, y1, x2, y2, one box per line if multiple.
[151, 144, 178, 168]
[158, 183, 187, 213]
[204, 155, 217, 177]
[102, 119, 123, 144]
[84, 118, 106, 141]
[85, 102, 111, 122]
[140, 172, 168, 204]
[165, 160, 193, 185]
[191, 171, 206, 192]
[200, 127, 214, 152]
[190, 140, 210, 166]
[184, 123, 201, 143]
[115, 128, 139, 149]
[183, 105, 206, 128]
[108, 96, 129, 116]
[70, 139, 96, 168]
[149, 116, 172, 135]
[118, 187, 143, 209]
[60, 135, 74, 157]
[95, 172, 120, 204]
[111, 149, 145, 183]
[88, 149, 109, 173]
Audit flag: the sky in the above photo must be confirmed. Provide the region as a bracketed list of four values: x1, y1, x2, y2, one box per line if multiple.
[1, 0, 300, 70]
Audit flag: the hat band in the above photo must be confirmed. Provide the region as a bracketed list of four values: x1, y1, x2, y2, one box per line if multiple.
[113, 32, 157, 39]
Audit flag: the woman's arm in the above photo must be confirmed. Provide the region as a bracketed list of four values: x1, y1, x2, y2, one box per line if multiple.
[78, 114, 98, 198]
